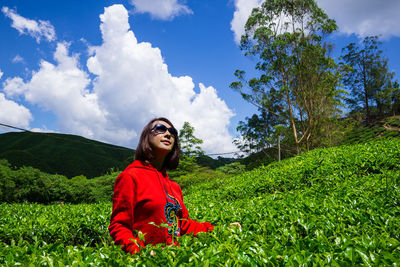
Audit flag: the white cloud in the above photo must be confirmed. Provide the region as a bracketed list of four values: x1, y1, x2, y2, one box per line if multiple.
[231, 0, 400, 43]
[3, 42, 127, 143]
[231, 0, 263, 44]
[30, 127, 55, 133]
[3, 4, 235, 154]
[0, 70, 3, 79]
[129, 0, 193, 20]
[0, 93, 32, 128]
[3, 77, 27, 98]
[183, 83, 234, 153]
[2, 6, 56, 43]
[87, 4, 234, 153]
[316, 0, 400, 39]
[12, 55, 24, 64]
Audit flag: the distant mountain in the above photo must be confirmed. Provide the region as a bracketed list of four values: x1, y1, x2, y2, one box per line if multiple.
[0, 131, 134, 178]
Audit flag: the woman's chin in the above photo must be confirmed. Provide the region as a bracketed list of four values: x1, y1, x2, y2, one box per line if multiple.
[156, 147, 172, 155]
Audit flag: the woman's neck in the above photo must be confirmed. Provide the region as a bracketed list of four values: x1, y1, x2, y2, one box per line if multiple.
[149, 155, 166, 171]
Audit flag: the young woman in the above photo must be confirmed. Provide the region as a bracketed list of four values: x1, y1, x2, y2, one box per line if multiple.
[108, 117, 214, 254]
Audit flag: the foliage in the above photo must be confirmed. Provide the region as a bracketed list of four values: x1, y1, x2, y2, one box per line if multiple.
[215, 161, 246, 175]
[179, 122, 204, 158]
[0, 203, 110, 247]
[374, 80, 400, 116]
[169, 122, 211, 178]
[0, 132, 134, 178]
[0, 160, 117, 203]
[173, 168, 227, 192]
[169, 156, 232, 180]
[341, 36, 399, 120]
[231, 0, 344, 154]
[238, 148, 277, 171]
[342, 116, 400, 145]
[234, 108, 280, 155]
[167, 155, 199, 178]
[1, 138, 399, 265]
[195, 155, 235, 170]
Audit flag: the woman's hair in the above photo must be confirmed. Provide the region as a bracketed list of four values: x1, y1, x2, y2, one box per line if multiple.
[134, 117, 180, 170]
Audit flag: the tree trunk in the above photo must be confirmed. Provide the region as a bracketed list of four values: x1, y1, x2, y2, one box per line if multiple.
[277, 134, 281, 161]
[362, 53, 370, 121]
[287, 90, 300, 154]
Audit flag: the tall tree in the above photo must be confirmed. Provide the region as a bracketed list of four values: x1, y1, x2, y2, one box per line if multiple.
[375, 80, 400, 116]
[178, 122, 204, 158]
[341, 36, 395, 120]
[392, 81, 400, 115]
[231, 0, 342, 154]
[294, 42, 344, 150]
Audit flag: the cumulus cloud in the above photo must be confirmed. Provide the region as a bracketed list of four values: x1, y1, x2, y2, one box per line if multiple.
[129, 0, 192, 20]
[3, 4, 235, 154]
[0, 93, 32, 128]
[3, 42, 129, 143]
[2, 6, 56, 43]
[231, 0, 263, 44]
[0, 70, 3, 79]
[3, 77, 27, 99]
[316, 0, 400, 39]
[87, 4, 234, 152]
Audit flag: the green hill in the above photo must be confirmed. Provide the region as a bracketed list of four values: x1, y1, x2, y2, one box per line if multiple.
[214, 116, 400, 174]
[1, 138, 399, 265]
[175, 137, 400, 265]
[0, 131, 134, 178]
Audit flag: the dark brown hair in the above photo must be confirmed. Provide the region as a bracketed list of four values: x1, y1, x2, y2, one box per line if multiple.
[134, 117, 180, 170]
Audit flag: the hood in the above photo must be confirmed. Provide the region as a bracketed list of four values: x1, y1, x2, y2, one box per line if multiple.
[125, 160, 168, 177]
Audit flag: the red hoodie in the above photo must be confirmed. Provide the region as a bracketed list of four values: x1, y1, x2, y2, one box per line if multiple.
[108, 160, 214, 254]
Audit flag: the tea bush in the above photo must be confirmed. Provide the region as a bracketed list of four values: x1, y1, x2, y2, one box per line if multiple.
[1, 138, 399, 265]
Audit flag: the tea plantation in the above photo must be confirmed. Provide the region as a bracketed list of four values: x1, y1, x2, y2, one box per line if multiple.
[1, 138, 399, 265]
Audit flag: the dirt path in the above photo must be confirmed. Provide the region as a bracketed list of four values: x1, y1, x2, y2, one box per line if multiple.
[383, 124, 400, 131]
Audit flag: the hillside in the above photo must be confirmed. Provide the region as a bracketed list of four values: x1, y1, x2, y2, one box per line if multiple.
[1, 138, 399, 265]
[224, 115, 400, 172]
[343, 116, 400, 145]
[0, 131, 134, 178]
[175, 137, 400, 265]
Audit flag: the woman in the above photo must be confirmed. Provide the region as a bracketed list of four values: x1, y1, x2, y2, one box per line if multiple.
[108, 117, 214, 254]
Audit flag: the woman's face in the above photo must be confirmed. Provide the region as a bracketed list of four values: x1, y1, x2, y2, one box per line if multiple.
[149, 120, 175, 156]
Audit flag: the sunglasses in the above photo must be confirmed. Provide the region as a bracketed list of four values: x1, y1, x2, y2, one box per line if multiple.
[151, 124, 178, 137]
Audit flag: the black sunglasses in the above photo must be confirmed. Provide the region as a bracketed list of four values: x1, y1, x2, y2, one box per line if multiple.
[151, 124, 178, 137]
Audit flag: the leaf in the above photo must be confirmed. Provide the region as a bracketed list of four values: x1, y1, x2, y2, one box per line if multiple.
[356, 249, 372, 267]
[344, 247, 355, 263]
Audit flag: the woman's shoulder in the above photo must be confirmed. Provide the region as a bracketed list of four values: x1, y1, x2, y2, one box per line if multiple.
[119, 160, 154, 178]
[123, 160, 148, 171]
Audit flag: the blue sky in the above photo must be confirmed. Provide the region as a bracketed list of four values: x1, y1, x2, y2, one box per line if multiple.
[1, 0, 400, 154]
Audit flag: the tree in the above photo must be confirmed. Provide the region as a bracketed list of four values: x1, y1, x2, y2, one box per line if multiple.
[388, 81, 400, 115]
[341, 36, 396, 120]
[178, 122, 204, 158]
[231, 0, 342, 154]
[167, 122, 205, 178]
[375, 80, 400, 116]
[294, 42, 345, 150]
[234, 107, 280, 155]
